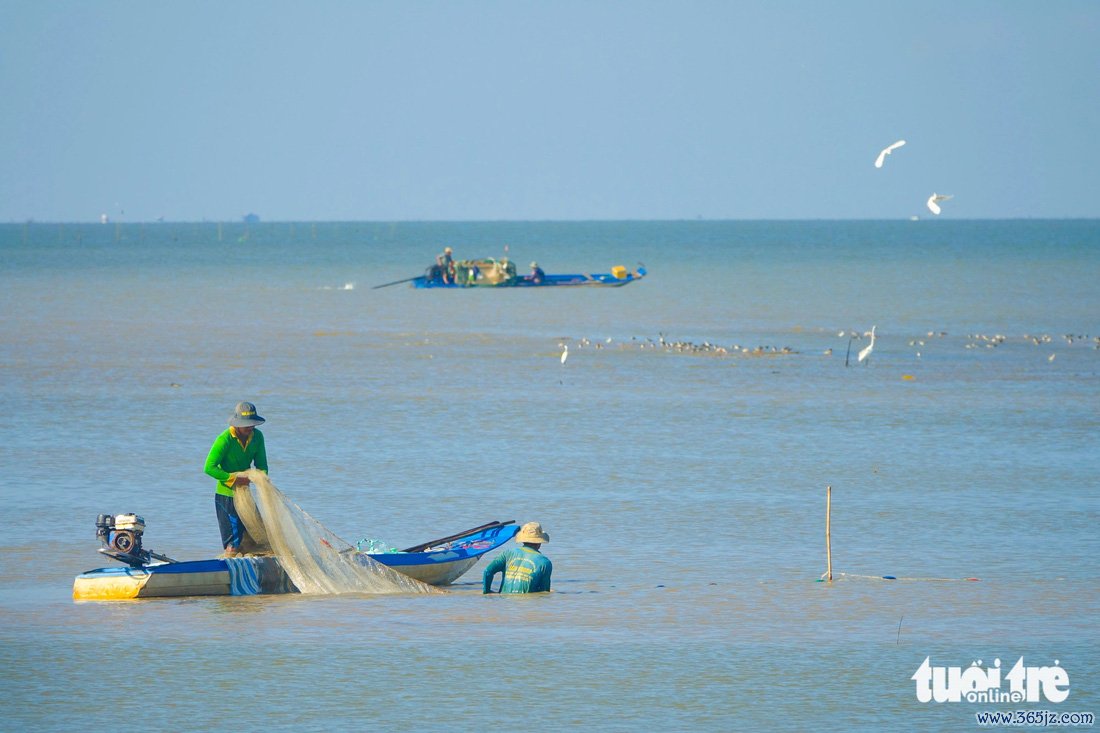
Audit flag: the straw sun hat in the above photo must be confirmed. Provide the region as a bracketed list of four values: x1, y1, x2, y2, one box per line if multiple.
[515, 521, 550, 544]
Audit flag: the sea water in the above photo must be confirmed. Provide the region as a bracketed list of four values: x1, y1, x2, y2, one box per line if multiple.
[1, 220, 1097, 731]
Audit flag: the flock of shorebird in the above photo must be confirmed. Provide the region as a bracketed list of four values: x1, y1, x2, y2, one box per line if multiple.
[556, 331, 1098, 364]
[561, 335, 798, 358]
[874, 139, 952, 216]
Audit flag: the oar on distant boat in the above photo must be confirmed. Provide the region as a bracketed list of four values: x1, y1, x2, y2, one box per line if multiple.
[371, 276, 421, 290]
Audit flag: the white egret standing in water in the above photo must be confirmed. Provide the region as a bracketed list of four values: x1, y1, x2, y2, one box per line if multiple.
[561, 344, 568, 364]
[858, 326, 876, 364]
[874, 140, 906, 168]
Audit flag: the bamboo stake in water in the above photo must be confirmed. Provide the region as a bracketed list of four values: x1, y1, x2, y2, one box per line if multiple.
[826, 484, 833, 581]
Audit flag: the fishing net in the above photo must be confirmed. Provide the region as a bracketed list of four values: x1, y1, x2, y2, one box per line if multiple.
[233, 469, 439, 595]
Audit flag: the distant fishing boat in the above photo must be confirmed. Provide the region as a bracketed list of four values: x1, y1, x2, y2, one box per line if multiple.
[73, 520, 518, 600]
[373, 259, 646, 289]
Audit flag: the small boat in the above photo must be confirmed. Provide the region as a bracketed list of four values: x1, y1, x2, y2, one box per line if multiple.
[73, 520, 518, 600]
[373, 260, 646, 289]
[367, 520, 519, 585]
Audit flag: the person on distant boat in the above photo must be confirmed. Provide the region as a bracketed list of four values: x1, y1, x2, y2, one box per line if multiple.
[203, 402, 268, 557]
[427, 261, 443, 283]
[482, 521, 552, 594]
[494, 256, 517, 284]
[438, 246, 455, 284]
[527, 261, 545, 284]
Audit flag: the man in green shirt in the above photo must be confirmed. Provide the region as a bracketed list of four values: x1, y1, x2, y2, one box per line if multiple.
[482, 522, 552, 594]
[204, 401, 268, 557]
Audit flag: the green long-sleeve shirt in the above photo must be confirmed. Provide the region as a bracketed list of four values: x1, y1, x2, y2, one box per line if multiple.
[482, 546, 552, 594]
[204, 427, 268, 497]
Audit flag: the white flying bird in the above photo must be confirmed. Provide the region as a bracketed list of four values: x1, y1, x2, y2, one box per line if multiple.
[926, 193, 953, 215]
[874, 140, 906, 168]
[858, 326, 876, 363]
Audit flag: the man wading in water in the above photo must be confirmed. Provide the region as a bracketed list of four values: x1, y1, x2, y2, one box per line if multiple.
[204, 401, 268, 557]
[482, 522, 552, 594]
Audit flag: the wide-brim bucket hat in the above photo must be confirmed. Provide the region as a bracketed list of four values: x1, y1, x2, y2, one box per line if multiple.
[515, 521, 549, 544]
[229, 401, 265, 427]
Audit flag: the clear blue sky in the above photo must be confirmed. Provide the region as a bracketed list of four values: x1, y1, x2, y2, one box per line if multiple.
[3, 1, 1098, 221]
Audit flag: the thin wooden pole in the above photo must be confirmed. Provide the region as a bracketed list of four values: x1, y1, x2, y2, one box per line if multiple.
[825, 484, 833, 581]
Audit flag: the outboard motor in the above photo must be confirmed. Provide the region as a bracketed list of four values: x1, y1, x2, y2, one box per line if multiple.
[95, 514, 176, 567]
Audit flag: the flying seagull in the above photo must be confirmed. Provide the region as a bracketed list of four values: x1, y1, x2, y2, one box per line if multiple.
[858, 326, 876, 364]
[926, 193, 953, 215]
[874, 140, 906, 168]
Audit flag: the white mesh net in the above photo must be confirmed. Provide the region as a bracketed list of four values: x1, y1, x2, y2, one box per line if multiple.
[234, 469, 440, 595]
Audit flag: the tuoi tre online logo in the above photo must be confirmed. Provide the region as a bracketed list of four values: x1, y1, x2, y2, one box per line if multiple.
[912, 657, 1070, 704]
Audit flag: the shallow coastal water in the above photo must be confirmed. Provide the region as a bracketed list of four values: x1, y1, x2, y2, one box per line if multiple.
[1, 220, 1097, 731]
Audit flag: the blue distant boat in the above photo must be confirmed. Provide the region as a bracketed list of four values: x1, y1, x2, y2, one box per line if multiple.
[73, 521, 519, 600]
[412, 269, 646, 288]
[373, 259, 646, 289]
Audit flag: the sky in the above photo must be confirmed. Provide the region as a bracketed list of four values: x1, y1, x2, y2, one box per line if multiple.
[2, 1, 1098, 222]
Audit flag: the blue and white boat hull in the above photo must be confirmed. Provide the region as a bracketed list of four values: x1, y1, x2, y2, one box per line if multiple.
[73, 522, 519, 600]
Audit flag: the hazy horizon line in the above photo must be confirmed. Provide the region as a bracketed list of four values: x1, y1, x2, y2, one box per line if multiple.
[6, 216, 1099, 226]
